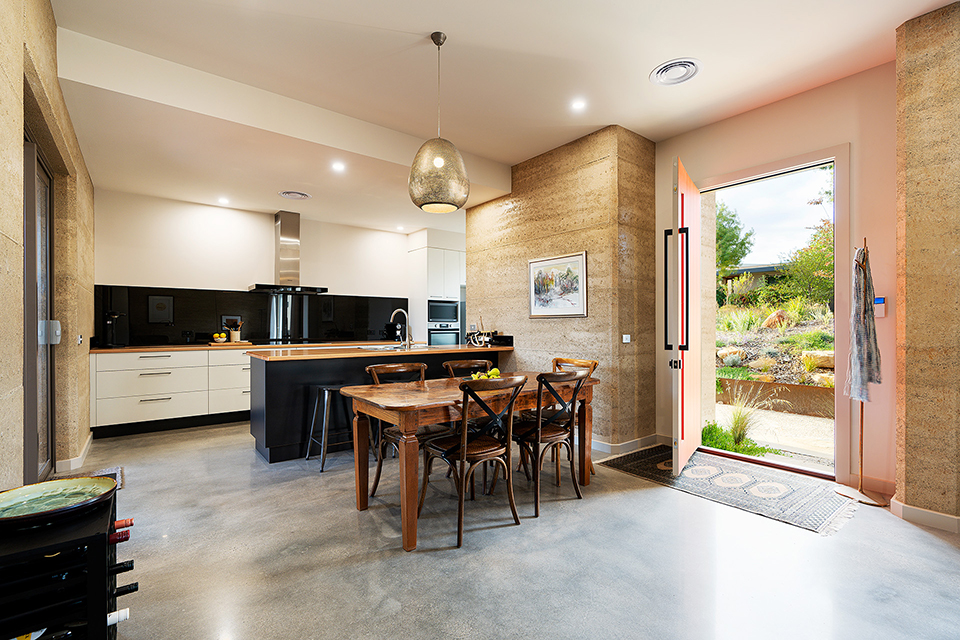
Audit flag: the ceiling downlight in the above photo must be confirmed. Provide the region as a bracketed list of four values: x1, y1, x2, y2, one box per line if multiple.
[649, 58, 702, 86]
[279, 190, 312, 200]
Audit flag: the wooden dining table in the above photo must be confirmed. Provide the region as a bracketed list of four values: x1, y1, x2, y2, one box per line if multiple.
[340, 372, 598, 551]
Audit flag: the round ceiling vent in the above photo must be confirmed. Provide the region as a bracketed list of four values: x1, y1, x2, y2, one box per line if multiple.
[279, 190, 312, 200]
[649, 58, 702, 86]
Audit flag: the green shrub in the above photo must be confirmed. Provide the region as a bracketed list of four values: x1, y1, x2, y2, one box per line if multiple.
[722, 354, 742, 367]
[762, 347, 779, 358]
[716, 339, 726, 348]
[717, 307, 765, 333]
[778, 330, 834, 355]
[727, 273, 760, 307]
[716, 284, 727, 308]
[701, 421, 781, 457]
[784, 296, 813, 323]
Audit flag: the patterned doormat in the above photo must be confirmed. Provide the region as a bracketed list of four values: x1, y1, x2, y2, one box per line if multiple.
[601, 446, 856, 535]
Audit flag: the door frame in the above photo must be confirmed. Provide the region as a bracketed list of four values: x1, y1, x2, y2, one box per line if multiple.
[23, 139, 57, 484]
[697, 144, 851, 484]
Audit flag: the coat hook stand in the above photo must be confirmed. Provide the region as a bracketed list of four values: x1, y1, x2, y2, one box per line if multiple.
[836, 237, 888, 507]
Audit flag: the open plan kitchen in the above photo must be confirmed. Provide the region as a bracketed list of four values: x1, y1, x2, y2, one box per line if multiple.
[5, 2, 960, 640]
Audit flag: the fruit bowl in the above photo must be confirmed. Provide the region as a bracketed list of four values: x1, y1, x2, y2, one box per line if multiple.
[214, 336, 226, 343]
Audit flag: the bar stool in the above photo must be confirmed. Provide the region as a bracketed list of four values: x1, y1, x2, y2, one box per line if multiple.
[305, 383, 346, 471]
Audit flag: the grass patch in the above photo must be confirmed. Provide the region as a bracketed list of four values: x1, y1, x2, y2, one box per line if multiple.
[701, 422, 781, 457]
[778, 330, 834, 355]
[717, 367, 753, 380]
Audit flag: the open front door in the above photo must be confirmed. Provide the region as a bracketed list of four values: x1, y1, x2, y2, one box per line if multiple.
[665, 158, 702, 475]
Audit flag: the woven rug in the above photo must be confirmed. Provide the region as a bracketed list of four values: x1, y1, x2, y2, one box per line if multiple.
[601, 446, 856, 535]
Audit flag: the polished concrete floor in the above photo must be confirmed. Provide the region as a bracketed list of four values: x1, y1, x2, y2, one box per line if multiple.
[79, 422, 960, 640]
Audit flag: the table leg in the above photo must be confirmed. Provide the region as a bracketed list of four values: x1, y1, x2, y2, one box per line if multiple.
[578, 400, 593, 486]
[398, 412, 419, 551]
[353, 404, 369, 511]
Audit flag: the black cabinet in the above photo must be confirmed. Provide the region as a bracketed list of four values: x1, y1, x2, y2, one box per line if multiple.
[0, 493, 134, 639]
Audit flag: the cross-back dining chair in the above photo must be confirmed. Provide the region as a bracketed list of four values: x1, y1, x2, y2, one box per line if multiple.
[366, 362, 452, 498]
[417, 375, 528, 547]
[442, 359, 493, 378]
[511, 369, 590, 517]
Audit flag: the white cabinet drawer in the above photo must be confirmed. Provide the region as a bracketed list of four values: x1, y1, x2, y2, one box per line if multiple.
[97, 366, 208, 399]
[97, 350, 208, 371]
[209, 363, 251, 390]
[97, 390, 209, 426]
[209, 388, 251, 413]
[209, 349, 251, 366]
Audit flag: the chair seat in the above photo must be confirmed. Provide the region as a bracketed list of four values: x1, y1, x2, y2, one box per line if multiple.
[513, 420, 570, 443]
[519, 409, 573, 423]
[382, 422, 452, 443]
[426, 434, 506, 459]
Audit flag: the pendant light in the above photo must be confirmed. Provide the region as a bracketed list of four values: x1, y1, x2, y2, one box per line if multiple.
[408, 31, 470, 213]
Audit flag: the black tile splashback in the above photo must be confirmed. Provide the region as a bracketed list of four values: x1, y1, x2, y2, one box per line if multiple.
[93, 285, 407, 347]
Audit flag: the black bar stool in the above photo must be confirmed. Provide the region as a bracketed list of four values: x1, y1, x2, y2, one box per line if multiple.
[305, 383, 345, 471]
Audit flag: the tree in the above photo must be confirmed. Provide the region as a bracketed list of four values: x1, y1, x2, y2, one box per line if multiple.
[781, 218, 834, 306]
[716, 202, 754, 277]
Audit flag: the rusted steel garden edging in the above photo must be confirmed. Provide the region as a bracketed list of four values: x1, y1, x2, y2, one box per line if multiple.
[717, 378, 834, 419]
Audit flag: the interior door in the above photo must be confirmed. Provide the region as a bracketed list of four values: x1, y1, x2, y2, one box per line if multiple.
[24, 141, 58, 483]
[665, 158, 702, 475]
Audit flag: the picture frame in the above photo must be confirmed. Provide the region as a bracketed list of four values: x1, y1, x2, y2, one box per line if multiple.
[528, 251, 587, 318]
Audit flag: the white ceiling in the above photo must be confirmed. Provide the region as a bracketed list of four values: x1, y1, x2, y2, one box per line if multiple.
[52, 0, 949, 233]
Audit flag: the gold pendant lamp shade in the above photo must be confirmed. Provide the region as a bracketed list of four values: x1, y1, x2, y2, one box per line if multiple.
[409, 32, 470, 213]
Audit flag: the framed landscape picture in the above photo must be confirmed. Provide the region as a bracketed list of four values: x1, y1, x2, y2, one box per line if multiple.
[529, 251, 587, 318]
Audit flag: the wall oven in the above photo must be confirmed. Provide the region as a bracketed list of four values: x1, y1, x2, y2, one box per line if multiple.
[427, 323, 460, 346]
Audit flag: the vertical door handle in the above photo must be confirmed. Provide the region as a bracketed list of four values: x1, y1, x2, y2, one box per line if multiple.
[678, 227, 690, 351]
[663, 228, 673, 351]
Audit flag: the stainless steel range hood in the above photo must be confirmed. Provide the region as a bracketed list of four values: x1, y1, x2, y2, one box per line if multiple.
[248, 211, 328, 294]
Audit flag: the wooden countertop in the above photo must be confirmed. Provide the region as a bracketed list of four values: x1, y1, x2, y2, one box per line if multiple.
[246, 344, 513, 362]
[90, 341, 413, 354]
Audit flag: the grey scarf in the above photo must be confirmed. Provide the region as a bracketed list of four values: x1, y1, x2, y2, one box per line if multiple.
[845, 247, 881, 401]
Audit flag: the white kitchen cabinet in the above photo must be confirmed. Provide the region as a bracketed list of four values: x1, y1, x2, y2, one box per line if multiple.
[97, 366, 209, 399]
[91, 347, 253, 426]
[96, 350, 207, 371]
[424, 248, 464, 301]
[208, 348, 251, 413]
[443, 249, 460, 299]
[97, 390, 209, 426]
[427, 247, 445, 298]
[209, 388, 251, 413]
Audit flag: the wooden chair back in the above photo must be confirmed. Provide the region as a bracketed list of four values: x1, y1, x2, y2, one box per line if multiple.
[442, 359, 493, 378]
[552, 357, 599, 377]
[447, 376, 527, 462]
[365, 362, 427, 385]
[534, 370, 590, 432]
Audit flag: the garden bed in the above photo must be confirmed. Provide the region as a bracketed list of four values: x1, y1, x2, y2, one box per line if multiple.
[717, 378, 834, 419]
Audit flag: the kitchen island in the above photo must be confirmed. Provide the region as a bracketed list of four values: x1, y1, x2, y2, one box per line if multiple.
[246, 344, 514, 462]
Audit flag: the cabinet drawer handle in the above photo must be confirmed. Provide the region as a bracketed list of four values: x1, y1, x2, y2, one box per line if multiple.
[242, 390, 251, 394]
[139, 397, 172, 403]
[139, 371, 173, 377]
[138, 354, 172, 359]
[242, 367, 251, 371]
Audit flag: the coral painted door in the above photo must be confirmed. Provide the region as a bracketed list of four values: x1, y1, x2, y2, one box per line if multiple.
[666, 158, 702, 475]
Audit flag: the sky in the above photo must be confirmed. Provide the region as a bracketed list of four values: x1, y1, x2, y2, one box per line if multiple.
[715, 164, 834, 265]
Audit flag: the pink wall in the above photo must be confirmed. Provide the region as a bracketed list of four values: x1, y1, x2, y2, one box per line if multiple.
[655, 62, 897, 492]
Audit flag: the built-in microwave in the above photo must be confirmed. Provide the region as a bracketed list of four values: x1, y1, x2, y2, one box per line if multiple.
[427, 299, 459, 323]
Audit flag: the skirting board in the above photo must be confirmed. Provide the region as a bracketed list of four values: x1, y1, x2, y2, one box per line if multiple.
[56, 430, 93, 472]
[890, 497, 960, 534]
[578, 433, 660, 455]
